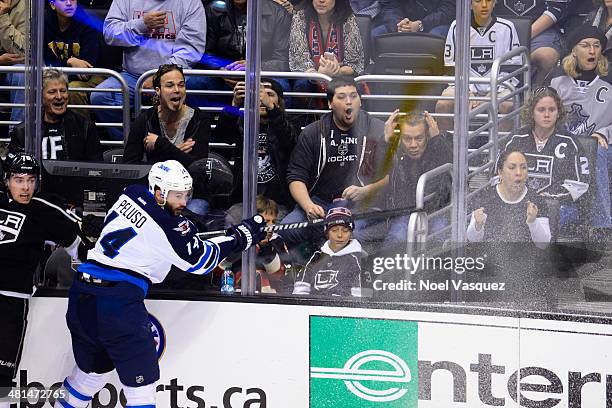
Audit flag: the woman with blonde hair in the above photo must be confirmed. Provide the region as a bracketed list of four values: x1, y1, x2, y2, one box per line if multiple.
[547, 26, 612, 228]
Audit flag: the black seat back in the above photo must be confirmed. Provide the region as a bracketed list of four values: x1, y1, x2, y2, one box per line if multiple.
[354, 14, 373, 72]
[373, 32, 445, 75]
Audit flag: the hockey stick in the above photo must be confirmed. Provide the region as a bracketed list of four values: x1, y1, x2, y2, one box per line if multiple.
[195, 205, 417, 239]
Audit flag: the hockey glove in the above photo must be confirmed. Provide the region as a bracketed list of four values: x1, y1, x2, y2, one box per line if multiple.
[227, 214, 266, 252]
[81, 214, 105, 238]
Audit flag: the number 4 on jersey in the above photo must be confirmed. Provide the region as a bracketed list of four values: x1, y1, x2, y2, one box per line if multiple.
[100, 227, 137, 258]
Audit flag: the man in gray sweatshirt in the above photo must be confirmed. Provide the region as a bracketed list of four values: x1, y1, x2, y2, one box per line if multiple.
[91, 0, 206, 140]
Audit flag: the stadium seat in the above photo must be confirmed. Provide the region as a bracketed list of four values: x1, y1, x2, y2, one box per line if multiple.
[354, 14, 373, 71]
[505, 17, 532, 54]
[370, 32, 446, 112]
[372, 32, 445, 76]
[103, 148, 124, 163]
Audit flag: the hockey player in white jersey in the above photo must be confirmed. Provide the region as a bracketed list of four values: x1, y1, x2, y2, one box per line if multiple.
[435, 0, 522, 132]
[55, 160, 265, 408]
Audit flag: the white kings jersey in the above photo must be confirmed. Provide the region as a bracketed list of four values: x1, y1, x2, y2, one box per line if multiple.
[82, 184, 233, 288]
[445, 16, 521, 95]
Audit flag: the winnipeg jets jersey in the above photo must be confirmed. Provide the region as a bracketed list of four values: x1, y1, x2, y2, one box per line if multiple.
[84, 184, 231, 286]
[445, 16, 522, 95]
[549, 72, 612, 142]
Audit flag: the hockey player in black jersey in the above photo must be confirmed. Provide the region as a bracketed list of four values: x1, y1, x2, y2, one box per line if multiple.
[0, 152, 87, 408]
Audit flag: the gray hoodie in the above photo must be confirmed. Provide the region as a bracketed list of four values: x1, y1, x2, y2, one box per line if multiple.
[104, 0, 206, 75]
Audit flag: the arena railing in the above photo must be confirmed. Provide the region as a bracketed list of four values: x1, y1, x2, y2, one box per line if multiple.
[0, 66, 130, 147]
[404, 46, 531, 256]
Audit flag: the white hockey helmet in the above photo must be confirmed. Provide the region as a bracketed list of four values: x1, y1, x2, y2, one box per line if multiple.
[148, 160, 193, 200]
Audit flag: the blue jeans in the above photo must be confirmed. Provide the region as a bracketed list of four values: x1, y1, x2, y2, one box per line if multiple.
[7, 67, 25, 128]
[90, 71, 140, 141]
[185, 75, 291, 109]
[382, 213, 448, 249]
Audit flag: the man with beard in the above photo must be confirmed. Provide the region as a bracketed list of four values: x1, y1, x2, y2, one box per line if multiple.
[213, 78, 297, 210]
[280, 76, 388, 247]
[9, 68, 102, 161]
[54, 159, 265, 408]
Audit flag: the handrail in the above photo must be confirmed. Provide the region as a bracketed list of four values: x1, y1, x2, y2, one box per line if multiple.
[0, 66, 131, 138]
[134, 69, 333, 114]
[415, 163, 453, 210]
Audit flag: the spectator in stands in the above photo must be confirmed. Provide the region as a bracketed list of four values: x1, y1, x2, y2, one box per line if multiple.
[226, 195, 294, 294]
[91, 0, 206, 140]
[293, 206, 371, 297]
[281, 76, 388, 247]
[501, 87, 589, 225]
[495, 0, 574, 86]
[0, 0, 25, 128]
[375, 0, 455, 38]
[547, 26, 612, 228]
[467, 150, 551, 300]
[9, 68, 102, 161]
[381, 109, 452, 248]
[213, 79, 297, 210]
[435, 0, 520, 133]
[350, 0, 379, 17]
[45, 0, 104, 117]
[289, 0, 364, 106]
[197, 0, 291, 104]
[585, 0, 612, 66]
[123, 64, 210, 215]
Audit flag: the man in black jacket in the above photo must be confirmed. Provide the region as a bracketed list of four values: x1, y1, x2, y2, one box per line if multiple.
[382, 109, 452, 248]
[375, 0, 456, 38]
[213, 78, 297, 209]
[9, 68, 102, 162]
[280, 76, 389, 246]
[193, 0, 291, 105]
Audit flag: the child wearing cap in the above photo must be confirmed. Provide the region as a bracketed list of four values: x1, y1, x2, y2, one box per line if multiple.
[293, 207, 372, 297]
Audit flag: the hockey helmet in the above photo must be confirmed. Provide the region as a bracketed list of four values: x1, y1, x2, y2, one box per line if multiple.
[3, 151, 40, 180]
[148, 160, 193, 200]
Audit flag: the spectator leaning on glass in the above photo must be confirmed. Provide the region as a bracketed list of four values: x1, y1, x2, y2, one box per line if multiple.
[123, 64, 211, 217]
[281, 76, 388, 247]
[375, 0, 455, 38]
[547, 26, 612, 228]
[289, 0, 364, 87]
[500, 87, 589, 225]
[213, 78, 297, 210]
[435, 0, 520, 133]
[91, 0, 206, 141]
[8, 68, 102, 161]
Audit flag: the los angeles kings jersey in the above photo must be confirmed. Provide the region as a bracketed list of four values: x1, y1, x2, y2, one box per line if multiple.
[85, 184, 229, 285]
[445, 16, 522, 95]
[0, 196, 79, 297]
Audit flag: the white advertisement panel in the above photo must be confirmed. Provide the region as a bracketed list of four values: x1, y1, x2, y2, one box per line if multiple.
[12, 298, 612, 407]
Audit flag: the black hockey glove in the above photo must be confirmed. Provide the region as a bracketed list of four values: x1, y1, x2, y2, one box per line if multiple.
[258, 234, 287, 264]
[81, 214, 105, 238]
[227, 214, 266, 252]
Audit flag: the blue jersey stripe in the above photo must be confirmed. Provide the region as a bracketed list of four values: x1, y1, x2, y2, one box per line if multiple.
[78, 263, 149, 294]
